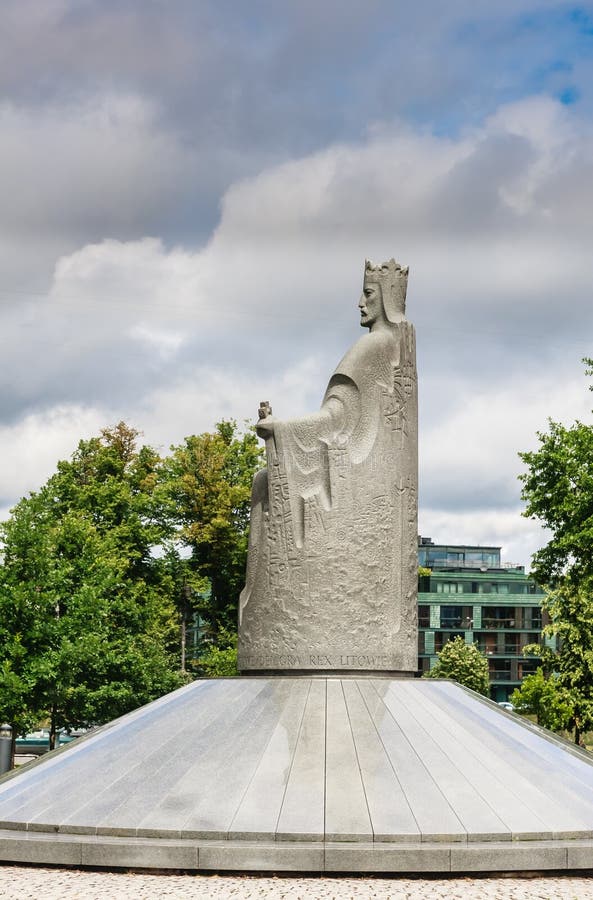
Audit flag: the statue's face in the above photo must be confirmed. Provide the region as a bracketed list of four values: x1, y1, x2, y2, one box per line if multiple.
[359, 279, 385, 328]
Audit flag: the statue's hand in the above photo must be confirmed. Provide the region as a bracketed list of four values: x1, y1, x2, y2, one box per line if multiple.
[256, 416, 275, 440]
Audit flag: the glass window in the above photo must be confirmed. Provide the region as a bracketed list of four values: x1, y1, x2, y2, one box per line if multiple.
[418, 605, 430, 627]
[479, 583, 511, 594]
[482, 606, 515, 628]
[518, 660, 539, 678]
[466, 550, 501, 567]
[494, 583, 510, 594]
[476, 635, 497, 655]
[440, 605, 462, 627]
[504, 636, 520, 654]
[489, 659, 512, 681]
[436, 582, 463, 594]
[446, 552, 463, 563]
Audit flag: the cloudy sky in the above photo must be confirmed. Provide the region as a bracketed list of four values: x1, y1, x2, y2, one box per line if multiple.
[1, 0, 593, 568]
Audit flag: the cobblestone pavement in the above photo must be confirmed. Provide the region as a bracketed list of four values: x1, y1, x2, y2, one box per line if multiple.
[3, 867, 593, 899]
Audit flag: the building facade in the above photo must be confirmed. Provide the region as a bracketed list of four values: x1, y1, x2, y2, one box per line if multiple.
[418, 537, 547, 702]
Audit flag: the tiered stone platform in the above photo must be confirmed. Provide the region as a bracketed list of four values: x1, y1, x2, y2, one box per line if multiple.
[1, 677, 593, 872]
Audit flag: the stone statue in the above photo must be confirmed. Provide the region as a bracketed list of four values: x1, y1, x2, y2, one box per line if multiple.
[238, 258, 418, 673]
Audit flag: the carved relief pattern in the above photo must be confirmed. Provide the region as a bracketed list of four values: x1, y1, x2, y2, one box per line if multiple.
[238, 320, 418, 672]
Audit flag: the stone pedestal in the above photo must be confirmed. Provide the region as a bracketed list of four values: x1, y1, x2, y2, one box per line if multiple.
[2, 678, 593, 872]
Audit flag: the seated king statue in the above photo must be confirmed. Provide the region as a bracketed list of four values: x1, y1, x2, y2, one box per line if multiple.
[238, 258, 418, 674]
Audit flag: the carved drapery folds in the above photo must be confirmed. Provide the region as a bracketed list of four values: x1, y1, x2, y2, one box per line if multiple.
[238, 260, 418, 673]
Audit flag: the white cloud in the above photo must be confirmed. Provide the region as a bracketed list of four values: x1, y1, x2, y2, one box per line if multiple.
[137, 356, 325, 453]
[421, 369, 593, 508]
[0, 95, 195, 239]
[0, 405, 107, 507]
[49, 236, 202, 330]
[0, 358, 324, 505]
[129, 325, 185, 361]
[418, 508, 550, 574]
[2, 94, 592, 569]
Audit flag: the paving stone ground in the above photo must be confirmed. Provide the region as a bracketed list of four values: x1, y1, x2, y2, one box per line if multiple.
[2, 867, 593, 899]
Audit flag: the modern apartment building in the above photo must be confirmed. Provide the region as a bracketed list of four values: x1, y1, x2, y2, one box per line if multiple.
[417, 537, 547, 702]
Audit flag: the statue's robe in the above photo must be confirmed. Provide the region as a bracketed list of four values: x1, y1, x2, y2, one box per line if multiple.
[238, 318, 418, 673]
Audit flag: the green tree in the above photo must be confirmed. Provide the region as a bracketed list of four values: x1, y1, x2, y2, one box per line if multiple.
[425, 636, 490, 696]
[519, 361, 593, 743]
[0, 641, 36, 740]
[519, 358, 593, 586]
[524, 580, 593, 743]
[510, 667, 573, 732]
[197, 627, 238, 677]
[0, 423, 184, 746]
[164, 420, 264, 635]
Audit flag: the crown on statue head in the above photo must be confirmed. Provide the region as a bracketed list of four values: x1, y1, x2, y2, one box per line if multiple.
[364, 257, 409, 321]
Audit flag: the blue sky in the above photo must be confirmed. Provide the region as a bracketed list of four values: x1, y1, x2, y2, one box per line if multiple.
[1, 0, 593, 567]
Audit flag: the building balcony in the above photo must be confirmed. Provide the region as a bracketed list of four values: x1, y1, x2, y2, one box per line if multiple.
[421, 560, 524, 570]
[482, 618, 516, 629]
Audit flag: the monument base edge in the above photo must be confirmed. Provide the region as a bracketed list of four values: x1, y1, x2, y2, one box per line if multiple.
[237, 668, 419, 678]
[0, 829, 590, 874]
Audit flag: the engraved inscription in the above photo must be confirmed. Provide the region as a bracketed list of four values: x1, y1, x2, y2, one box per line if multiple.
[241, 653, 396, 669]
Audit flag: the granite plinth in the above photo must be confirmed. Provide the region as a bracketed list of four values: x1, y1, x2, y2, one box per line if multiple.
[1, 677, 593, 872]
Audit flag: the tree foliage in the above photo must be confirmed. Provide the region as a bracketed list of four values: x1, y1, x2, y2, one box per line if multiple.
[519, 358, 593, 587]
[519, 359, 593, 743]
[197, 628, 238, 678]
[164, 420, 263, 634]
[525, 580, 593, 742]
[0, 418, 264, 743]
[0, 423, 183, 743]
[425, 636, 490, 697]
[510, 666, 573, 733]
[518, 361, 593, 743]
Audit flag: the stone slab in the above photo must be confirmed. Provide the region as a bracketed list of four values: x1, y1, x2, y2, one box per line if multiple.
[276, 679, 325, 841]
[0, 832, 82, 865]
[357, 680, 467, 841]
[2, 679, 593, 872]
[69, 679, 256, 834]
[4, 828, 593, 872]
[341, 680, 420, 841]
[324, 842, 451, 873]
[178, 680, 293, 836]
[81, 836, 198, 870]
[426, 681, 593, 834]
[198, 840, 325, 872]
[396, 681, 537, 837]
[567, 842, 593, 868]
[228, 679, 310, 839]
[324, 679, 373, 841]
[376, 681, 510, 840]
[450, 841, 568, 872]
